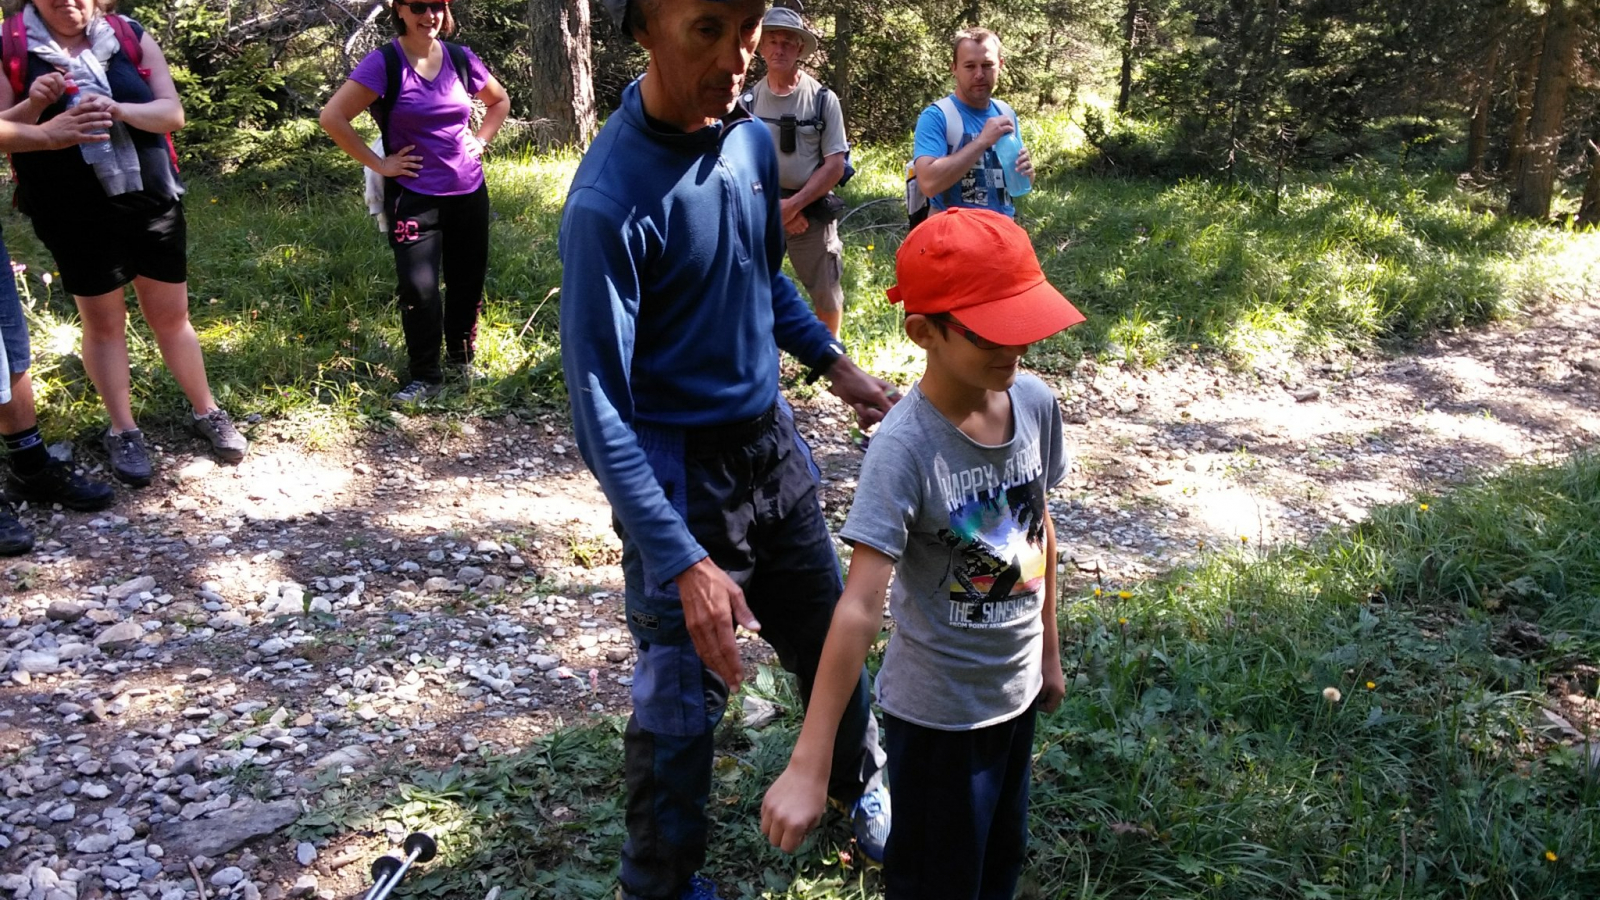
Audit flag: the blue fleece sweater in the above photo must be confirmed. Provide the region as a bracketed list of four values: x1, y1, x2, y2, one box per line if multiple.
[559, 79, 838, 588]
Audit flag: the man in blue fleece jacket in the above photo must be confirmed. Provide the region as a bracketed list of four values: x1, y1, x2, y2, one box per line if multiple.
[559, 1, 893, 897]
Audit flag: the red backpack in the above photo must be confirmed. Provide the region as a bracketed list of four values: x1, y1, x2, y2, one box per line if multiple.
[0, 13, 179, 172]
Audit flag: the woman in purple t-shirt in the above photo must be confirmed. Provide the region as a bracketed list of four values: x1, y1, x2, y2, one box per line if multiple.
[319, 0, 509, 403]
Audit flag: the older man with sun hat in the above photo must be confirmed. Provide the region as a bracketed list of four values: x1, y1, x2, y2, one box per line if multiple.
[740, 4, 850, 335]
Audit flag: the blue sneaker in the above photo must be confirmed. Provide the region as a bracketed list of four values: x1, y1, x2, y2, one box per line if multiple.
[848, 783, 891, 865]
[680, 875, 721, 899]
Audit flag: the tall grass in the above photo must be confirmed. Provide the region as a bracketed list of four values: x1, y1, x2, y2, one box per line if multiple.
[304, 453, 1600, 899]
[1, 110, 1594, 440]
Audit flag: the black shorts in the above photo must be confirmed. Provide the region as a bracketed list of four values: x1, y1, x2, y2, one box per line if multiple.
[32, 197, 187, 297]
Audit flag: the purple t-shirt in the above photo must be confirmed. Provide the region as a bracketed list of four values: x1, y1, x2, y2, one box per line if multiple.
[351, 40, 490, 197]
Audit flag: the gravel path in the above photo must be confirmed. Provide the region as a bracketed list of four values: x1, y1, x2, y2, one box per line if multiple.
[2, 298, 1597, 899]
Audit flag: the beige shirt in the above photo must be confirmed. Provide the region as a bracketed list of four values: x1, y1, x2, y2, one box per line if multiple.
[745, 72, 849, 192]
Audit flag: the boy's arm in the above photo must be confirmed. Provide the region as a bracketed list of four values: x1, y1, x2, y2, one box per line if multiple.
[761, 545, 895, 853]
[1039, 515, 1065, 712]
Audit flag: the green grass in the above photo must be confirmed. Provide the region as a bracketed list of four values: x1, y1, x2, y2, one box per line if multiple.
[2, 109, 1594, 439]
[302, 452, 1600, 899]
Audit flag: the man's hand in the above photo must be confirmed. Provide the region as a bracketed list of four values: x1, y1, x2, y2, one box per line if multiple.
[675, 557, 760, 691]
[1039, 649, 1065, 712]
[26, 73, 68, 111]
[976, 114, 1015, 150]
[760, 764, 828, 853]
[1016, 145, 1035, 180]
[40, 104, 112, 150]
[780, 196, 809, 235]
[824, 356, 899, 428]
[374, 144, 423, 178]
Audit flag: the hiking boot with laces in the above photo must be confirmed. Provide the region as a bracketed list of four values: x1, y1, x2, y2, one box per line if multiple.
[847, 783, 891, 865]
[103, 429, 153, 487]
[7, 460, 115, 512]
[0, 501, 33, 556]
[193, 408, 248, 463]
[393, 379, 442, 404]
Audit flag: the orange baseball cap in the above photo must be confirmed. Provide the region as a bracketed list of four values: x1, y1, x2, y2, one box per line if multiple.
[886, 208, 1085, 345]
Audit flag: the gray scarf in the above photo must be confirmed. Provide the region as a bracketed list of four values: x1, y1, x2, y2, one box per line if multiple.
[25, 4, 143, 196]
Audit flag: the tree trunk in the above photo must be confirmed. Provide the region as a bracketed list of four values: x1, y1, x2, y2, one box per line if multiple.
[834, 5, 853, 128]
[959, 1, 981, 27]
[1509, 0, 1581, 219]
[1579, 141, 1600, 226]
[1504, 16, 1546, 180]
[1466, 38, 1501, 177]
[1117, 0, 1137, 113]
[526, 0, 596, 148]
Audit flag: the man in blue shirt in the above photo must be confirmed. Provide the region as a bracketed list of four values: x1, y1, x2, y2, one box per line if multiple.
[911, 28, 1033, 217]
[560, 1, 893, 897]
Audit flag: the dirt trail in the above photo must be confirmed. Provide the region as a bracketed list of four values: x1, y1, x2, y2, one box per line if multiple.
[1, 298, 1595, 899]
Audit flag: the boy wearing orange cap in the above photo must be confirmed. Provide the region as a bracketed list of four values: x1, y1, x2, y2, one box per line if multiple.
[760, 207, 1085, 899]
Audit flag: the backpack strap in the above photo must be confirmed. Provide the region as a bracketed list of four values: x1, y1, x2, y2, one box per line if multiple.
[1, 14, 27, 99]
[934, 95, 962, 152]
[813, 86, 831, 133]
[373, 41, 402, 151]
[105, 15, 145, 78]
[444, 41, 470, 94]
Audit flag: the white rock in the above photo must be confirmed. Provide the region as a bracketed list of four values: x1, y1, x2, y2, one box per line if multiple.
[108, 576, 157, 600]
[15, 650, 60, 673]
[296, 842, 317, 866]
[210, 867, 245, 887]
[94, 621, 146, 650]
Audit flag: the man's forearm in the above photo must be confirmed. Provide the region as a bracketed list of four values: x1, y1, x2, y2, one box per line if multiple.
[915, 139, 989, 197]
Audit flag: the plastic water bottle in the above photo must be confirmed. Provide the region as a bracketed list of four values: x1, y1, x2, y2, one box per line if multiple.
[993, 129, 1031, 198]
[65, 84, 113, 165]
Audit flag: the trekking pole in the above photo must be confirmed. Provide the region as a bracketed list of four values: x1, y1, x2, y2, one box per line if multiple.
[369, 833, 437, 900]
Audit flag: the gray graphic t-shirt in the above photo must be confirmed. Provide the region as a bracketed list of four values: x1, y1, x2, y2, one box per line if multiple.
[841, 374, 1067, 730]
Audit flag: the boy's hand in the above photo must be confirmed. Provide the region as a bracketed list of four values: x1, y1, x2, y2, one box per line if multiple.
[675, 558, 760, 691]
[760, 765, 827, 853]
[1039, 651, 1065, 712]
[1016, 146, 1035, 180]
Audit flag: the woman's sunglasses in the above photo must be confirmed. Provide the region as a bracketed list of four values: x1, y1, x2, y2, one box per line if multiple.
[401, 1, 448, 14]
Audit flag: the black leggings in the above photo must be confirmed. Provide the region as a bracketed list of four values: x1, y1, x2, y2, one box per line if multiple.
[385, 181, 490, 383]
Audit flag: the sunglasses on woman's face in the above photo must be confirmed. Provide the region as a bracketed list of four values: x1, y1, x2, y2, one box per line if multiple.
[402, 2, 447, 14]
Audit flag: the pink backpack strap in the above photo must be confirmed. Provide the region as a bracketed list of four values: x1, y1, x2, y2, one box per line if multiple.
[105, 14, 147, 78]
[1, 14, 27, 98]
[104, 15, 179, 172]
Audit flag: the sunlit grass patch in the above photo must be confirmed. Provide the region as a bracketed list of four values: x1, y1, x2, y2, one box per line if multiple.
[306, 452, 1600, 898]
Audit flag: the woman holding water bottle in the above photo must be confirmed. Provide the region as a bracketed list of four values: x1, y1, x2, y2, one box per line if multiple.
[0, 0, 249, 486]
[320, 0, 509, 405]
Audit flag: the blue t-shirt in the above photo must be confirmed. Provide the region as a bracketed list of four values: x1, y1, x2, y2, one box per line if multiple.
[912, 95, 1016, 217]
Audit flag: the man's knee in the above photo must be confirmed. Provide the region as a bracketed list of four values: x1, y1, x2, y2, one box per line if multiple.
[631, 641, 729, 737]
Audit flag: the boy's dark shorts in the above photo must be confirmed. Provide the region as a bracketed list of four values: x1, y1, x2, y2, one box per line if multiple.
[32, 198, 187, 297]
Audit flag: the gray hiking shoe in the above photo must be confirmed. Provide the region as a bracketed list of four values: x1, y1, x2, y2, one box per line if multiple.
[393, 379, 442, 404]
[193, 408, 248, 463]
[103, 429, 153, 487]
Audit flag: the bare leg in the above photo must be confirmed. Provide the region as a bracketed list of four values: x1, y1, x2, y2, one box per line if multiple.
[817, 308, 842, 337]
[132, 277, 218, 415]
[75, 289, 137, 433]
[0, 371, 38, 433]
